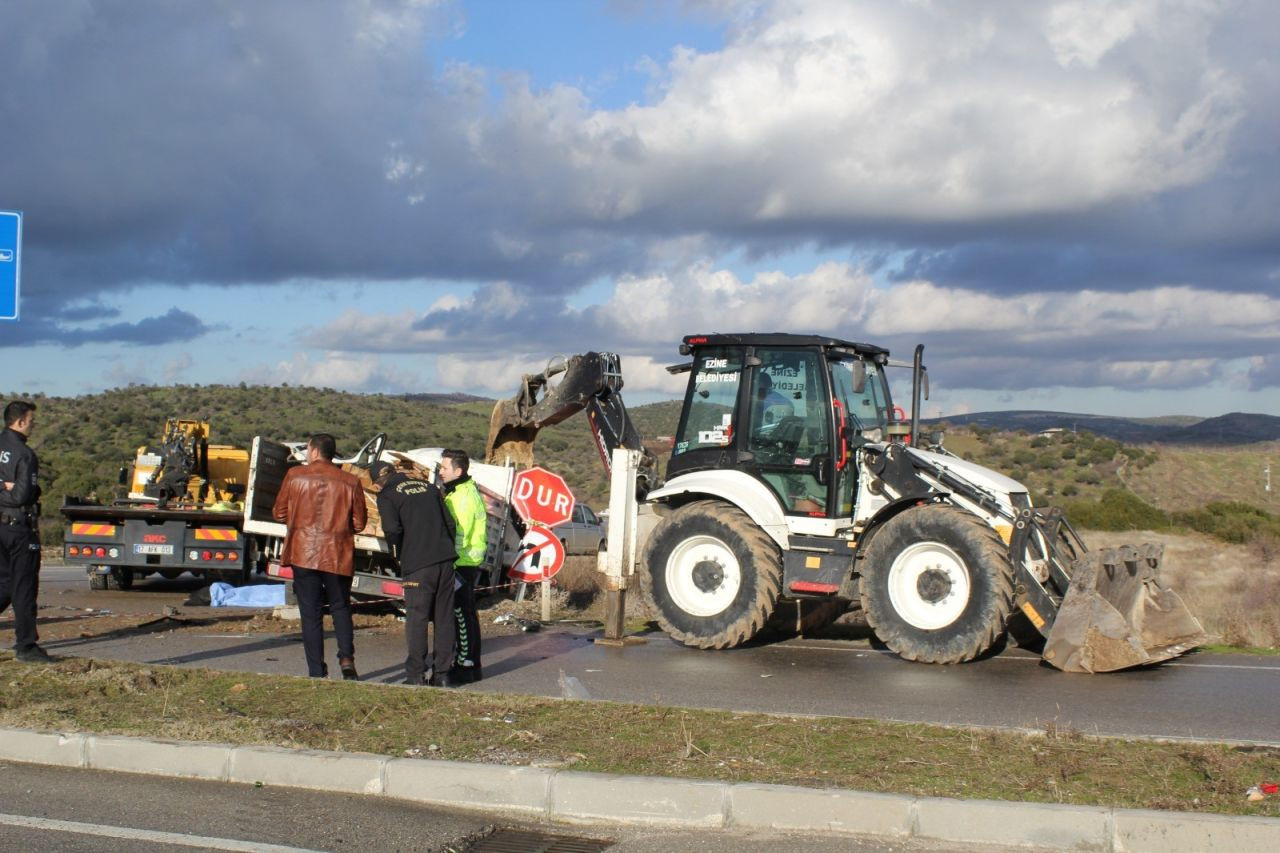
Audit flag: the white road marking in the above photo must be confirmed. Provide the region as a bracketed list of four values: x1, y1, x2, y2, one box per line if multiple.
[0, 812, 325, 852]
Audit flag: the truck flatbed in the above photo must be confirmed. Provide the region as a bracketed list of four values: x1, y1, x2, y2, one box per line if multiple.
[61, 501, 242, 526]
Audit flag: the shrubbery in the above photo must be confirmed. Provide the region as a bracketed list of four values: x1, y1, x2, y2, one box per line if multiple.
[1062, 490, 1280, 548]
[1061, 489, 1171, 531]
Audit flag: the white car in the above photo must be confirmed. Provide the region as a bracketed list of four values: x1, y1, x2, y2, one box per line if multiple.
[556, 503, 606, 555]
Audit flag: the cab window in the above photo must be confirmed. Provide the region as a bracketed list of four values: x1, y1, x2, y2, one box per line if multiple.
[673, 348, 743, 455]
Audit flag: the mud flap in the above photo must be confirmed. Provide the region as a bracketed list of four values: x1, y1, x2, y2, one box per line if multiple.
[1042, 544, 1206, 673]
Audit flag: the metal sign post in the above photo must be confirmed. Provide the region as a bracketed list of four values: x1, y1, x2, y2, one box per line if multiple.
[0, 210, 21, 321]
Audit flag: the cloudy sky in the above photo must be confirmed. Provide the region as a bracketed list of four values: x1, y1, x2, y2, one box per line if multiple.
[1, 0, 1277, 418]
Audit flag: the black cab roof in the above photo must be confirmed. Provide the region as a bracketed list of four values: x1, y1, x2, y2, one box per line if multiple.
[680, 332, 889, 359]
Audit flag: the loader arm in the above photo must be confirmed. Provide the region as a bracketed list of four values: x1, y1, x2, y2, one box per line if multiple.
[485, 352, 659, 496]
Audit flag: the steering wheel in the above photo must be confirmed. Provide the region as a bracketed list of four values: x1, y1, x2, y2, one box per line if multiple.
[759, 416, 806, 457]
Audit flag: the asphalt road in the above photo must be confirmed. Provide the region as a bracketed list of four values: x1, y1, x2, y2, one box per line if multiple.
[0, 763, 1031, 853]
[18, 566, 1280, 745]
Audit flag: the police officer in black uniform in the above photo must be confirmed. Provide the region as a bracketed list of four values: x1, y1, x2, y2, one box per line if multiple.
[1, 400, 49, 663]
[372, 461, 459, 687]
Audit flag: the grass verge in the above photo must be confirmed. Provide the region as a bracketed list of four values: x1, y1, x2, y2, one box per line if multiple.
[1, 655, 1277, 818]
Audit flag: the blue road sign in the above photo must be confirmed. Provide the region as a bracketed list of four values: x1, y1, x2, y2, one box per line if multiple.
[0, 210, 20, 321]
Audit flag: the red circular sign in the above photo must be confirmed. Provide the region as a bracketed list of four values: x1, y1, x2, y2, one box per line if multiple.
[507, 527, 566, 583]
[511, 466, 575, 527]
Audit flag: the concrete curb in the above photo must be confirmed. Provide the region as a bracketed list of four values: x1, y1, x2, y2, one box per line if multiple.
[1, 726, 1276, 852]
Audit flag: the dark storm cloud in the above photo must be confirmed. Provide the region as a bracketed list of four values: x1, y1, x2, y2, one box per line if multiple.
[0, 307, 208, 348]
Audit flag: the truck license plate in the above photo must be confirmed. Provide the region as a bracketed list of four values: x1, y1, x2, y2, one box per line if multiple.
[133, 543, 174, 555]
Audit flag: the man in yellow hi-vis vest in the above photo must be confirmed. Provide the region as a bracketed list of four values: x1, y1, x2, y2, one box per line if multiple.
[439, 448, 487, 683]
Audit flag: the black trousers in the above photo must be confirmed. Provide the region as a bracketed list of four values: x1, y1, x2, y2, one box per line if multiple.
[453, 565, 481, 668]
[402, 559, 456, 683]
[291, 567, 354, 678]
[0, 524, 41, 652]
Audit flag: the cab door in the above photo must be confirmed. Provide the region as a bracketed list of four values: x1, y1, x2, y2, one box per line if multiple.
[742, 348, 834, 517]
[827, 356, 890, 517]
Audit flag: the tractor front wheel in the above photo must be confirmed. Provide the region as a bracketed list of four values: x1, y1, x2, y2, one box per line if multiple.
[859, 504, 1014, 664]
[640, 501, 782, 649]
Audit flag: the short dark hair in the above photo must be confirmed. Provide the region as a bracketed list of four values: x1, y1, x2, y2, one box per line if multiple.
[4, 400, 36, 427]
[308, 433, 337, 461]
[441, 448, 470, 475]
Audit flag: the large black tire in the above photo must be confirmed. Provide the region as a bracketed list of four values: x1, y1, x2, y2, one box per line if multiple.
[107, 567, 135, 591]
[858, 504, 1014, 664]
[639, 501, 782, 649]
[88, 570, 108, 591]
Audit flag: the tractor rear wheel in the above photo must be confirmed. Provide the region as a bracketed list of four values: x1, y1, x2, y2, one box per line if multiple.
[640, 501, 782, 649]
[858, 503, 1014, 664]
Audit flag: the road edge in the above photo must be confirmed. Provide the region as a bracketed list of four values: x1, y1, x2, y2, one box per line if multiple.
[1, 726, 1276, 851]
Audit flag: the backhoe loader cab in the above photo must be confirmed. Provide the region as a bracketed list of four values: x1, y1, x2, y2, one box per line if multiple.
[668, 333, 895, 521]
[486, 335, 1205, 673]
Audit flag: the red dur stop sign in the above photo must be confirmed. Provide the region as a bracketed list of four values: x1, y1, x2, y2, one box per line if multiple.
[511, 466, 575, 527]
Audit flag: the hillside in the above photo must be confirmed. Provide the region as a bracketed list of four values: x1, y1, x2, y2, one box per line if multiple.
[930, 410, 1280, 445]
[13, 384, 680, 542]
[16, 384, 1277, 547]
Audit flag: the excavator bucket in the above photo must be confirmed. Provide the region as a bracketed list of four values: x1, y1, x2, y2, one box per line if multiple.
[1042, 544, 1206, 673]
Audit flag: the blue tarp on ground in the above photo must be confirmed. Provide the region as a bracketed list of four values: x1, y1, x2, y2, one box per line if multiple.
[209, 582, 286, 608]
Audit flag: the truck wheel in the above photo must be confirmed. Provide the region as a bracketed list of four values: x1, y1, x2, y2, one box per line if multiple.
[107, 568, 135, 591]
[640, 501, 782, 649]
[858, 504, 1013, 664]
[88, 570, 108, 591]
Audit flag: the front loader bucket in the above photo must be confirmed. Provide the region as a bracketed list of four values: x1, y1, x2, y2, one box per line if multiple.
[1042, 544, 1205, 673]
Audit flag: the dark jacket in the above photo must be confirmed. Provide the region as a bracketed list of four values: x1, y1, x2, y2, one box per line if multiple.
[375, 472, 457, 573]
[272, 459, 366, 576]
[0, 427, 40, 522]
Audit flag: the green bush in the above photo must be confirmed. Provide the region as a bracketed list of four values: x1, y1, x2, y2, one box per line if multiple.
[1060, 489, 1170, 531]
[1173, 502, 1280, 545]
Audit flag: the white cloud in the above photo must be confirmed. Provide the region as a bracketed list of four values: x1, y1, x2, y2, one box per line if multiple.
[570, 0, 1245, 220]
[1248, 356, 1280, 390]
[162, 352, 194, 382]
[240, 352, 420, 392]
[432, 352, 686, 397]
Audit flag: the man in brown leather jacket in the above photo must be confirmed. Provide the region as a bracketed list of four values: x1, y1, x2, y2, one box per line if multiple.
[273, 434, 367, 679]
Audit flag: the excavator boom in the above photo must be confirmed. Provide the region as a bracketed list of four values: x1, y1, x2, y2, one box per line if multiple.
[485, 352, 658, 494]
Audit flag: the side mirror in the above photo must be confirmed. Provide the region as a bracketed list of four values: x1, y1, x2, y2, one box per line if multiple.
[118, 466, 129, 486]
[929, 430, 945, 449]
[851, 361, 866, 394]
